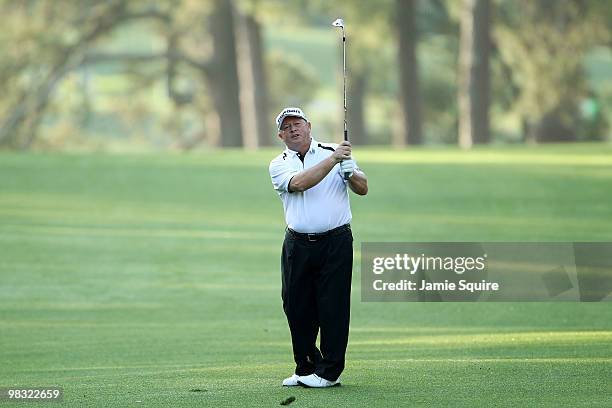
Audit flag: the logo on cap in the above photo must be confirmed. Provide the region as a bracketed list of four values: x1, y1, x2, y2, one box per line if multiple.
[276, 107, 308, 130]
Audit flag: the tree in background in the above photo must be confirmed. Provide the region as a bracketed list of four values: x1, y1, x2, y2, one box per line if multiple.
[495, 0, 609, 142]
[396, 0, 423, 145]
[413, 0, 459, 144]
[235, 0, 272, 147]
[1, 0, 610, 150]
[235, 0, 320, 147]
[0, 0, 138, 149]
[344, 0, 393, 146]
[0, 0, 272, 149]
[457, 0, 490, 148]
[206, 0, 243, 147]
[297, 0, 396, 146]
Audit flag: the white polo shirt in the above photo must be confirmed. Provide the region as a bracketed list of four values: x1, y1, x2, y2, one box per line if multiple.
[269, 138, 356, 233]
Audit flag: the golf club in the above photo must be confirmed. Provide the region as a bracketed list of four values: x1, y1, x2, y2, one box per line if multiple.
[332, 17, 351, 180]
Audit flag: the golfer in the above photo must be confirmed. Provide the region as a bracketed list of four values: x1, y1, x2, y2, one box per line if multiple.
[269, 107, 368, 388]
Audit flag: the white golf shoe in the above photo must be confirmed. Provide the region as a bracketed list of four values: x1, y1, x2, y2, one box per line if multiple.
[282, 374, 300, 386]
[297, 374, 341, 388]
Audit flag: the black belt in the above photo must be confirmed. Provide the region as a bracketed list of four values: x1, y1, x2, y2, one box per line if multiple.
[286, 224, 351, 242]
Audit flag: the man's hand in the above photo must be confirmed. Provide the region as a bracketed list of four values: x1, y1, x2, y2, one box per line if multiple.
[332, 141, 352, 163]
[340, 159, 355, 178]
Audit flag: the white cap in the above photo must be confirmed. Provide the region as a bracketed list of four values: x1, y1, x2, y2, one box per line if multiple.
[275, 107, 308, 130]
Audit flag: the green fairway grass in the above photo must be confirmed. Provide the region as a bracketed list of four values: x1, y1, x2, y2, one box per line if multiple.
[1, 144, 611, 407]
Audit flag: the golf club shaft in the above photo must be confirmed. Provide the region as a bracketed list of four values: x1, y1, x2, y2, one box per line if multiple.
[341, 25, 350, 180]
[343, 27, 347, 142]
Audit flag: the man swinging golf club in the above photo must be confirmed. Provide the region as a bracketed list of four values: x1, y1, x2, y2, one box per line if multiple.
[268, 18, 368, 388]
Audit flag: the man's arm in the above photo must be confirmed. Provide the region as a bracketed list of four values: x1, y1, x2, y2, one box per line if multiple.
[348, 169, 368, 195]
[288, 156, 336, 192]
[289, 142, 352, 192]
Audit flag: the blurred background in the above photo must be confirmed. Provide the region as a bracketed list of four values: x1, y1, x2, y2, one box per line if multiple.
[1, 0, 611, 152]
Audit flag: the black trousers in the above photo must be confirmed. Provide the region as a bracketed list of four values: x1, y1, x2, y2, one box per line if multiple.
[281, 225, 353, 382]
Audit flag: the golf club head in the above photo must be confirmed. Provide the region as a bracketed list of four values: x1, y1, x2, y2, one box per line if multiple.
[332, 18, 344, 28]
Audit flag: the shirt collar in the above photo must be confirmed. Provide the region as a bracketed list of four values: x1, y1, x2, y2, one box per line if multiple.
[284, 138, 317, 157]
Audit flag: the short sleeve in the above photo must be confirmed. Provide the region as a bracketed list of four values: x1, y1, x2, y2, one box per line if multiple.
[269, 157, 298, 194]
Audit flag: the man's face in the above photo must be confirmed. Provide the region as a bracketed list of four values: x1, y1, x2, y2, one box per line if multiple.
[278, 116, 311, 151]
